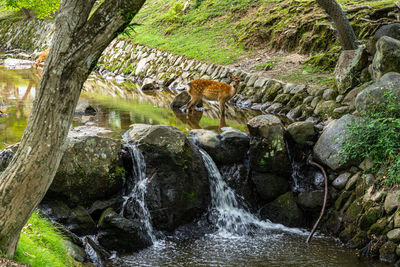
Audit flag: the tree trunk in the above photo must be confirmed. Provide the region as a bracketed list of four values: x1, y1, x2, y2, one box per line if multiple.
[316, 0, 358, 50]
[21, 8, 31, 19]
[0, 0, 145, 256]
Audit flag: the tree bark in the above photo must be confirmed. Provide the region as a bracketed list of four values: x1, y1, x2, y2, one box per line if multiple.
[0, 0, 145, 256]
[316, 0, 359, 50]
[21, 7, 31, 19]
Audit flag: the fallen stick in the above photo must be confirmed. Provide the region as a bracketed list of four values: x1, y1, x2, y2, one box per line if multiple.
[306, 155, 328, 245]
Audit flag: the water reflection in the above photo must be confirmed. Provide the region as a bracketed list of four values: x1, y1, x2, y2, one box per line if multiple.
[0, 67, 260, 149]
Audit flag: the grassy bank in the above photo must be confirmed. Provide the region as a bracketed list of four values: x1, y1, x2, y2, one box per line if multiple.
[14, 211, 82, 267]
[128, 0, 396, 67]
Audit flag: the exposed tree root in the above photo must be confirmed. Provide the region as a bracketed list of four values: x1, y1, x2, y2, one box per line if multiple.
[306, 155, 328, 245]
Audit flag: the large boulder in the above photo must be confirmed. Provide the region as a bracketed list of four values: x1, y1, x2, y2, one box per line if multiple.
[47, 126, 124, 206]
[313, 114, 361, 171]
[371, 36, 400, 79]
[189, 127, 249, 164]
[286, 121, 316, 145]
[247, 115, 291, 177]
[97, 208, 153, 253]
[369, 23, 400, 55]
[251, 172, 289, 202]
[334, 47, 368, 93]
[260, 192, 305, 227]
[123, 124, 210, 231]
[355, 72, 400, 113]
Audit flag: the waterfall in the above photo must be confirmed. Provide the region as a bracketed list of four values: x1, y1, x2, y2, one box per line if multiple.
[121, 139, 156, 243]
[199, 148, 303, 236]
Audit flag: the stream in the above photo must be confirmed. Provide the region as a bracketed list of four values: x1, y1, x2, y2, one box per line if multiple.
[0, 64, 385, 266]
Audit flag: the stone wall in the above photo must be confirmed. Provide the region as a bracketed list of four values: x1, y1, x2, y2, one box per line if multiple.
[0, 18, 53, 51]
[97, 39, 351, 121]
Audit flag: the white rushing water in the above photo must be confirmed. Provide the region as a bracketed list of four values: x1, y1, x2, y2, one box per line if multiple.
[121, 141, 157, 243]
[199, 148, 306, 236]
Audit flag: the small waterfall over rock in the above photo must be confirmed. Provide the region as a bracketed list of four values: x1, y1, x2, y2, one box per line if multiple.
[198, 148, 303, 236]
[121, 138, 156, 243]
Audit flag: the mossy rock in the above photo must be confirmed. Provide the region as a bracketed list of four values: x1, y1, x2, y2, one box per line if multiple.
[368, 218, 392, 236]
[343, 197, 363, 224]
[260, 192, 305, 227]
[359, 206, 384, 231]
[347, 230, 369, 249]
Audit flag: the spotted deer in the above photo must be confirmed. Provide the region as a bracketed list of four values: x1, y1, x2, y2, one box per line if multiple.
[186, 73, 241, 117]
[34, 48, 50, 69]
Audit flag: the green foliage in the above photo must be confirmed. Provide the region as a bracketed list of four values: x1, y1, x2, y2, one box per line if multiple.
[3, 0, 59, 19]
[15, 211, 81, 267]
[341, 93, 400, 185]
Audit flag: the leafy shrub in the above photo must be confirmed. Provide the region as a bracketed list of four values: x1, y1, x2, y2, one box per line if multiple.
[341, 92, 400, 185]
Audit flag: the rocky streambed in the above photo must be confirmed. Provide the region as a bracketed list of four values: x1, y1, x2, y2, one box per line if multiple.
[0, 63, 395, 266]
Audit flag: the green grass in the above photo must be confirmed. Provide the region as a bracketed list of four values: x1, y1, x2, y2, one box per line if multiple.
[127, 0, 397, 67]
[14, 211, 82, 267]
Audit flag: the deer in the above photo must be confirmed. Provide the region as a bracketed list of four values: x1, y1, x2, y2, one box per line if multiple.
[34, 48, 50, 69]
[186, 73, 241, 117]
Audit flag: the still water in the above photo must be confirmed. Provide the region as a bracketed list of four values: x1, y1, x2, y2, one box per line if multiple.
[0, 66, 259, 149]
[0, 65, 384, 266]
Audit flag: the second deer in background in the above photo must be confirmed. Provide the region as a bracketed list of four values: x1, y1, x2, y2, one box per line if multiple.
[186, 73, 241, 117]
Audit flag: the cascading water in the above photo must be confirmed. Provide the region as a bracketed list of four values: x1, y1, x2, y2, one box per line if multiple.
[121, 137, 157, 243]
[198, 148, 304, 236]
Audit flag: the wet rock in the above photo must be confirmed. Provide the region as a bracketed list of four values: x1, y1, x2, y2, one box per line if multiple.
[88, 196, 124, 219]
[369, 23, 400, 55]
[371, 36, 400, 79]
[343, 197, 363, 225]
[75, 99, 97, 115]
[355, 72, 400, 113]
[247, 115, 291, 177]
[368, 217, 391, 236]
[334, 47, 368, 93]
[286, 121, 316, 145]
[39, 200, 72, 223]
[384, 189, 400, 214]
[347, 231, 369, 249]
[220, 164, 258, 209]
[379, 241, 398, 264]
[334, 191, 352, 210]
[313, 115, 361, 171]
[124, 124, 210, 231]
[332, 172, 351, 190]
[47, 127, 124, 206]
[98, 208, 153, 253]
[359, 206, 383, 231]
[190, 128, 249, 164]
[66, 206, 97, 236]
[64, 240, 86, 262]
[297, 190, 325, 209]
[260, 192, 305, 227]
[170, 91, 202, 109]
[251, 172, 289, 202]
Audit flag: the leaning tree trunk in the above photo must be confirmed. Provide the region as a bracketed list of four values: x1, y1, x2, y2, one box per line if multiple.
[0, 0, 145, 255]
[316, 0, 358, 50]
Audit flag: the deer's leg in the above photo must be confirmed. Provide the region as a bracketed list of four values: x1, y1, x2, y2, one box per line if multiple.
[186, 97, 196, 113]
[219, 99, 226, 118]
